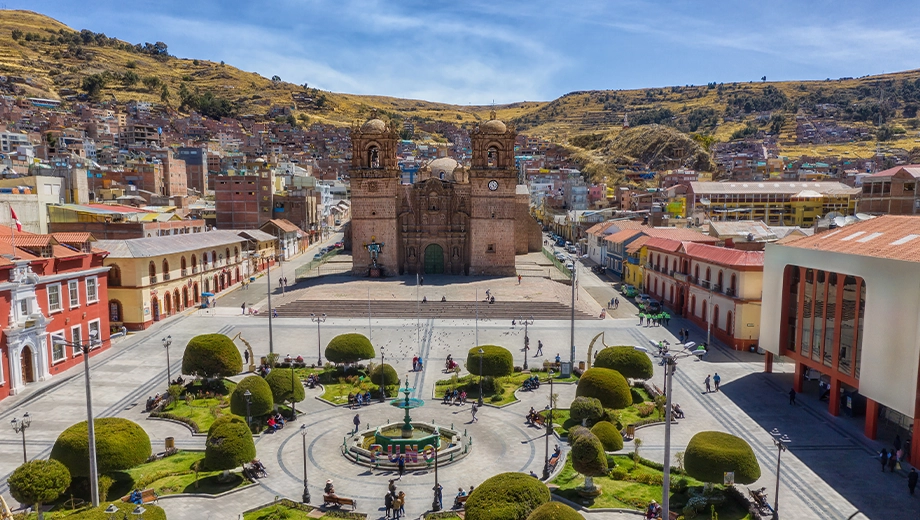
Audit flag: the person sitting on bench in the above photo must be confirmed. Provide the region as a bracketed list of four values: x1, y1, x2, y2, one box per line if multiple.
[324, 479, 336, 496]
[672, 403, 685, 419]
[454, 488, 467, 508]
[443, 389, 452, 404]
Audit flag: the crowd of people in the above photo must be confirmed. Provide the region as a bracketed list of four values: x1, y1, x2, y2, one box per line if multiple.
[348, 391, 374, 407]
[442, 388, 467, 405]
[521, 375, 541, 391]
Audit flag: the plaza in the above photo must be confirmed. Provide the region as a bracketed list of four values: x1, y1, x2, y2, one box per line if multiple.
[0, 239, 916, 520]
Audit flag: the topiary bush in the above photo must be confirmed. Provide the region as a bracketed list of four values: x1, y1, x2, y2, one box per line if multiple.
[570, 396, 604, 424]
[204, 416, 256, 470]
[50, 418, 151, 477]
[594, 346, 654, 380]
[684, 431, 761, 485]
[325, 333, 375, 364]
[370, 363, 399, 387]
[576, 368, 631, 409]
[230, 375, 273, 417]
[207, 414, 248, 437]
[567, 425, 592, 445]
[591, 421, 624, 452]
[265, 368, 306, 405]
[464, 472, 551, 520]
[8, 459, 71, 518]
[571, 431, 608, 479]
[466, 345, 514, 377]
[526, 501, 583, 520]
[182, 334, 243, 378]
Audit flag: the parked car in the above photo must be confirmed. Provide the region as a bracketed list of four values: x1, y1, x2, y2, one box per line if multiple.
[313, 253, 323, 260]
[334, 242, 344, 249]
[637, 294, 651, 305]
[566, 245, 577, 254]
[621, 284, 638, 298]
[648, 299, 662, 313]
[565, 261, 575, 270]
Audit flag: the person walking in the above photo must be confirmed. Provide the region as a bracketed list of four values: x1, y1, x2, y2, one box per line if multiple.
[518, 274, 522, 284]
[397, 454, 406, 479]
[788, 387, 797, 405]
[397, 491, 406, 518]
[608, 297, 613, 309]
[888, 451, 898, 473]
[704, 374, 712, 393]
[614, 297, 619, 309]
[353, 413, 361, 434]
[384, 490, 394, 518]
[880, 449, 889, 472]
[471, 403, 479, 422]
[535, 340, 543, 356]
[241, 302, 246, 314]
[244, 350, 250, 364]
[895, 434, 902, 453]
[713, 373, 721, 392]
[908, 468, 918, 495]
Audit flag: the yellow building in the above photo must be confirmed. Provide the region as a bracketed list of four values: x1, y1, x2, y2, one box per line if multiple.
[687, 181, 859, 227]
[623, 237, 650, 292]
[95, 230, 277, 330]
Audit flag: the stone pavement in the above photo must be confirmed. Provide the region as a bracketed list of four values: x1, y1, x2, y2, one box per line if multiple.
[1, 259, 917, 519]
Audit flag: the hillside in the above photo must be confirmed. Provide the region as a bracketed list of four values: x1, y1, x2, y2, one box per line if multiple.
[4, 10, 920, 181]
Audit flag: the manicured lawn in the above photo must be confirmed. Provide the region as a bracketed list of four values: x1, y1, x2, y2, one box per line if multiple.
[294, 366, 391, 405]
[243, 498, 366, 519]
[20, 502, 168, 519]
[158, 380, 239, 431]
[123, 451, 249, 497]
[552, 456, 752, 519]
[434, 371, 567, 406]
[542, 387, 664, 438]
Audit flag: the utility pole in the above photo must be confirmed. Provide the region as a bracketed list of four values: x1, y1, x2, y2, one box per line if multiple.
[569, 266, 576, 367]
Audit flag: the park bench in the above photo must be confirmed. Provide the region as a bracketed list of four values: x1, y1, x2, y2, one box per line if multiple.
[547, 454, 560, 472]
[453, 494, 469, 509]
[323, 494, 357, 510]
[121, 489, 158, 505]
[532, 414, 546, 428]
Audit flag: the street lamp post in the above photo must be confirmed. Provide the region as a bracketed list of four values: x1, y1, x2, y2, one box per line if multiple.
[266, 255, 275, 356]
[162, 335, 172, 386]
[379, 349, 386, 402]
[519, 316, 534, 370]
[770, 428, 791, 519]
[634, 343, 706, 519]
[477, 348, 484, 406]
[244, 389, 252, 431]
[431, 437, 441, 511]
[570, 265, 576, 367]
[10, 412, 31, 463]
[311, 313, 326, 366]
[542, 370, 555, 480]
[300, 424, 310, 503]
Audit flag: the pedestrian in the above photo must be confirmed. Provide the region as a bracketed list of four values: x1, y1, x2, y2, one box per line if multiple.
[518, 274, 522, 284]
[384, 490, 394, 518]
[412, 356, 419, 371]
[888, 451, 898, 472]
[434, 482, 443, 509]
[471, 403, 479, 422]
[895, 434, 902, 452]
[704, 374, 712, 393]
[284, 276, 288, 286]
[535, 340, 543, 356]
[713, 373, 721, 392]
[244, 350, 250, 364]
[639, 314, 644, 326]
[397, 454, 406, 478]
[388, 479, 397, 493]
[880, 449, 889, 472]
[614, 297, 619, 309]
[241, 302, 246, 315]
[420, 275, 424, 286]
[909, 468, 918, 495]
[272, 308, 278, 318]
[397, 491, 406, 517]
[788, 387, 796, 405]
[511, 319, 516, 328]
[353, 413, 361, 433]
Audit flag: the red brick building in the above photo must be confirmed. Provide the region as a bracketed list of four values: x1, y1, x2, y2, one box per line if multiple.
[858, 164, 920, 215]
[0, 230, 110, 402]
[214, 172, 274, 230]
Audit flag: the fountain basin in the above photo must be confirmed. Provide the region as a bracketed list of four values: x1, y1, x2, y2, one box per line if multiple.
[345, 421, 470, 469]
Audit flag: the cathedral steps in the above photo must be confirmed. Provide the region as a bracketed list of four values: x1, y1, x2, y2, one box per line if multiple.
[262, 299, 597, 320]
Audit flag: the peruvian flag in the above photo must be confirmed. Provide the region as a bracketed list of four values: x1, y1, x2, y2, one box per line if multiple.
[10, 206, 21, 232]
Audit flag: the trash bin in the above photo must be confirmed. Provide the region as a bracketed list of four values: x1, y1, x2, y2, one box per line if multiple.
[165, 437, 175, 449]
[626, 424, 636, 440]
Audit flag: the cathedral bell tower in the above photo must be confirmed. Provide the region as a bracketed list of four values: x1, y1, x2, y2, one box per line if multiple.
[467, 111, 518, 276]
[350, 113, 400, 276]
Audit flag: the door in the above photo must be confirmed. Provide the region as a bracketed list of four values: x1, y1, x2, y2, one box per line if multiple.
[21, 346, 34, 384]
[152, 297, 160, 322]
[423, 244, 445, 274]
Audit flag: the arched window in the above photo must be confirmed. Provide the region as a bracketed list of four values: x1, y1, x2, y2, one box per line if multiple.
[181, 256, 187, 272]
[487, 146, 498, 168]
[694, 264, 700, 280]
[369, 146, 380, 168]
[730, 274, 737, 295]
[672, 259, 677, 272]
[211, 250, 217, 267]
[108, 265, 122, 287]
[706, 267, 711, 282]
[669, 285, 674, 302]
[191, 254, 197, 271]
[683, 260, 689, 274]
[701, 302, 708, 323]
[717, 270, 724, 289]
[148, 261, 156, 280]
[193, 282, 200, 303]
[234, 247, 239, 262]
[654, 278, 659, 294]
[162, 259, 169, 276]
[691, 295, 696, 316]
[726, 311, 734, 335]
[225, 248, 230, 263]
[713, 305, 720, 330]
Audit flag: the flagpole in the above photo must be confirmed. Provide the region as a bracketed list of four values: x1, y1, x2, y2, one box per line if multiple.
[7, 202, 14, 259]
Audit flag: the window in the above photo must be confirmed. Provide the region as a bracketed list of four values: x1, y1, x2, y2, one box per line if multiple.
[88, 320, 101, 348]
[19, 299, 28, 316]
[86, 277, 98, 303]
[68, 280, 80, 308]
[47, 283, 62, 312]
[71, 326, 83, 356]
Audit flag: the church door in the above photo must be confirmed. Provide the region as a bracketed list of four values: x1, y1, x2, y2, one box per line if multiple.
[21, 346, 34, 384]
[423, 244, 445, 274]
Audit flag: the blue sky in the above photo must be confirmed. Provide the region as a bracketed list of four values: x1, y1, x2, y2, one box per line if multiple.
[16, 1, 920, 104]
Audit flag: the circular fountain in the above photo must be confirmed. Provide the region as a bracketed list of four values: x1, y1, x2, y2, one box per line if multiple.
[344, 376, 470, 468]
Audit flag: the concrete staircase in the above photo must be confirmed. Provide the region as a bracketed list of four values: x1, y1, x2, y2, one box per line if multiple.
[264, 299, 597, 320]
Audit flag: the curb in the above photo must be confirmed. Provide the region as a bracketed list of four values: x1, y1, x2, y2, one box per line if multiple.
[156, 481, 258, 501]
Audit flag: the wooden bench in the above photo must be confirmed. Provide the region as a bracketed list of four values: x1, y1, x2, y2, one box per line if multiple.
[548, 454, 560, 471]
[122, 489, 158, 505]
[323, 494, 357, 510]
[532, 414, 546, 428]
[453, 494, 469, 509]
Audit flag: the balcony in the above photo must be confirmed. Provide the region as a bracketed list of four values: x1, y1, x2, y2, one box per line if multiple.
[163, 273, 171, 281]
[713, 284, 721, 293]
[181, 269, 188, 277]
[672, 272, 688, 283]
[725, 287, 736, 297]
[150, 275, 157, 284]
[192, 266, 198, 274]
[700, 280, 710, 289]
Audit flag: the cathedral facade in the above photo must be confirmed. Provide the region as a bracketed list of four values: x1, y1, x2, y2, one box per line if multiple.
[349, 113, 541, 277]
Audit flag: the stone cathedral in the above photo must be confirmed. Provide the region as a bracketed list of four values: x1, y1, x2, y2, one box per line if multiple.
[349, 112, 542, 277]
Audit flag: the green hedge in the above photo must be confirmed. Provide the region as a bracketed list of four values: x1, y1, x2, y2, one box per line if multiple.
[569, 396, 604, 424]
[204, 417, 256, 470]
[466, 345, 514, 377]
[465, 472, 551, 520]
[571, 431, 608, 477]
[575, 368, 631, 409]
[526, 502, 583, 520]
[265, 368, 306, 404]
[567, 425, 592, 445]
[207, 414, 248, 437]
[230, 375, 274, 417]
[8, 459, 71, 509]
[591, 421, 623, 452]
[370, 363, 399, 386]
[50, 502, 167, 519]
[325, 333, 375, 364]
[593, 346, 654, 380]
[182, 334, 243, 378]
[50, 418, 151, 477]
[684, 431, 761, 485]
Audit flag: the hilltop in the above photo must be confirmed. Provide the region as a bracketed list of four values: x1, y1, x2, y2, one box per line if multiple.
[4, 10, 920, 181]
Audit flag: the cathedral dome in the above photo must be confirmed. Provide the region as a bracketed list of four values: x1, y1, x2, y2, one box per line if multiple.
[480, 118, 507, 134]
[360, 118, 387, 133]
[426, 157, 461, 181]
